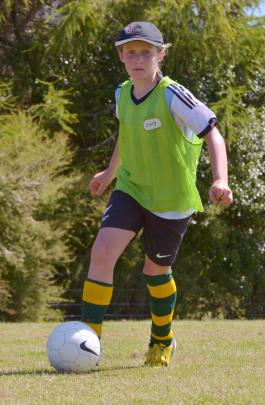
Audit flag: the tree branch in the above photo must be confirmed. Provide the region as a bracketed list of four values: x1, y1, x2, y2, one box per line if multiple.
[87, 131, 118, 152]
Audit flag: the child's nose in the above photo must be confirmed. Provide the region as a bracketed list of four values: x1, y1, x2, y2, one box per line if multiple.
[135, 54, 144, 63]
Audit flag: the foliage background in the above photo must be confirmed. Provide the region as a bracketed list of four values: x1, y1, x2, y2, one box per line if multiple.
[0, 0, 264, 320]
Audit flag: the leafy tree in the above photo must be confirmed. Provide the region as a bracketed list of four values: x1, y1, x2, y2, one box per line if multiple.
[0, 110, 72, 320]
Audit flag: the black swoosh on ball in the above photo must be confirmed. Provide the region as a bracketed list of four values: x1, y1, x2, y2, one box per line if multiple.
[80, 341, 98, 356]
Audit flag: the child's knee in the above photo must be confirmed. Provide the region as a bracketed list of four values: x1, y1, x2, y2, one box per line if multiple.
[142, 257, 171, 276]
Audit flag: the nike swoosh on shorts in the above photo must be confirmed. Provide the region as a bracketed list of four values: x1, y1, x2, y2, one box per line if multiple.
[156, 253, 172, 258]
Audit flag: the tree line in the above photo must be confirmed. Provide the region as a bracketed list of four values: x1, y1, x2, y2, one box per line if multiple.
[0, 0, 264, 321]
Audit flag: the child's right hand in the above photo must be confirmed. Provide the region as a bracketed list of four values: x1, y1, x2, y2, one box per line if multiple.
[89, 169, 114, 196]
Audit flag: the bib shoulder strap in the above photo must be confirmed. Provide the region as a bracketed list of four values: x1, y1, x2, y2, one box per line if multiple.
[159, 76, 177, 89]
[120, 79, 132, 89]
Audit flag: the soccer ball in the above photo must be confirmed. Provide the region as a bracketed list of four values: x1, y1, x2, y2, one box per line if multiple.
[47, 321, 101, 373]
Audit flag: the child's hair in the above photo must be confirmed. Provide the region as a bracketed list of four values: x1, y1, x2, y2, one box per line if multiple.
[159, 43, 172, 53]
[157, 43, 172, 74]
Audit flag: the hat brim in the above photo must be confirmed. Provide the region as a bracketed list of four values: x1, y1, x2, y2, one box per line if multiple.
[115, 38, 163, 47]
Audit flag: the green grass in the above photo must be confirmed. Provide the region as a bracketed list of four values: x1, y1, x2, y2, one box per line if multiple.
[0, 321, 265, 404]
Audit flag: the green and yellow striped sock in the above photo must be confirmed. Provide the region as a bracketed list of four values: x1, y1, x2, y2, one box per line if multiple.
[144, 272, 177, 347]
[81, 278, 113, 338]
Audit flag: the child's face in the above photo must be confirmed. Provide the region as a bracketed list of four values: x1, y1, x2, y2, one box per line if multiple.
[118, 41, 164, 81]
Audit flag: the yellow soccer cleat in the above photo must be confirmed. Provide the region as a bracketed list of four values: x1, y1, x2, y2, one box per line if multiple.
[145, 337, 176, 367]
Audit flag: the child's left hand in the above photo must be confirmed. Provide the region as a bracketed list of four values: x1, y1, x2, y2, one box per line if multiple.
[209, 180, 233, 206]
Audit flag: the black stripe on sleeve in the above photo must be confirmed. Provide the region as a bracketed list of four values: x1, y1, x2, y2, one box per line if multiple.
[197, 117, 217, 138]
[168, 85, 195, 109]
[170, 83, 198, 107]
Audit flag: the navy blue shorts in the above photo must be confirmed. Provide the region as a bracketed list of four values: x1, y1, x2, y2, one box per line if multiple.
[100, 190, 192, 266]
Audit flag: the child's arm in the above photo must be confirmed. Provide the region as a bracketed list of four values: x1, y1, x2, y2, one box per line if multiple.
[89, 141, 120, 196]
[204, 127, 233, 205]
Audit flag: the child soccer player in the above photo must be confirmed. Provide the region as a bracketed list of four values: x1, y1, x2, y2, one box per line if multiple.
[81, 21, 233, 366]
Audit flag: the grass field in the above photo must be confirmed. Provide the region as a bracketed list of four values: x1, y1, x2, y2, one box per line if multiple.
[0, 320, 265, 404]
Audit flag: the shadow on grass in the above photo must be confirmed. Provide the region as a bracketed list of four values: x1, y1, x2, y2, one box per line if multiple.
[0, 364, 145, 377]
